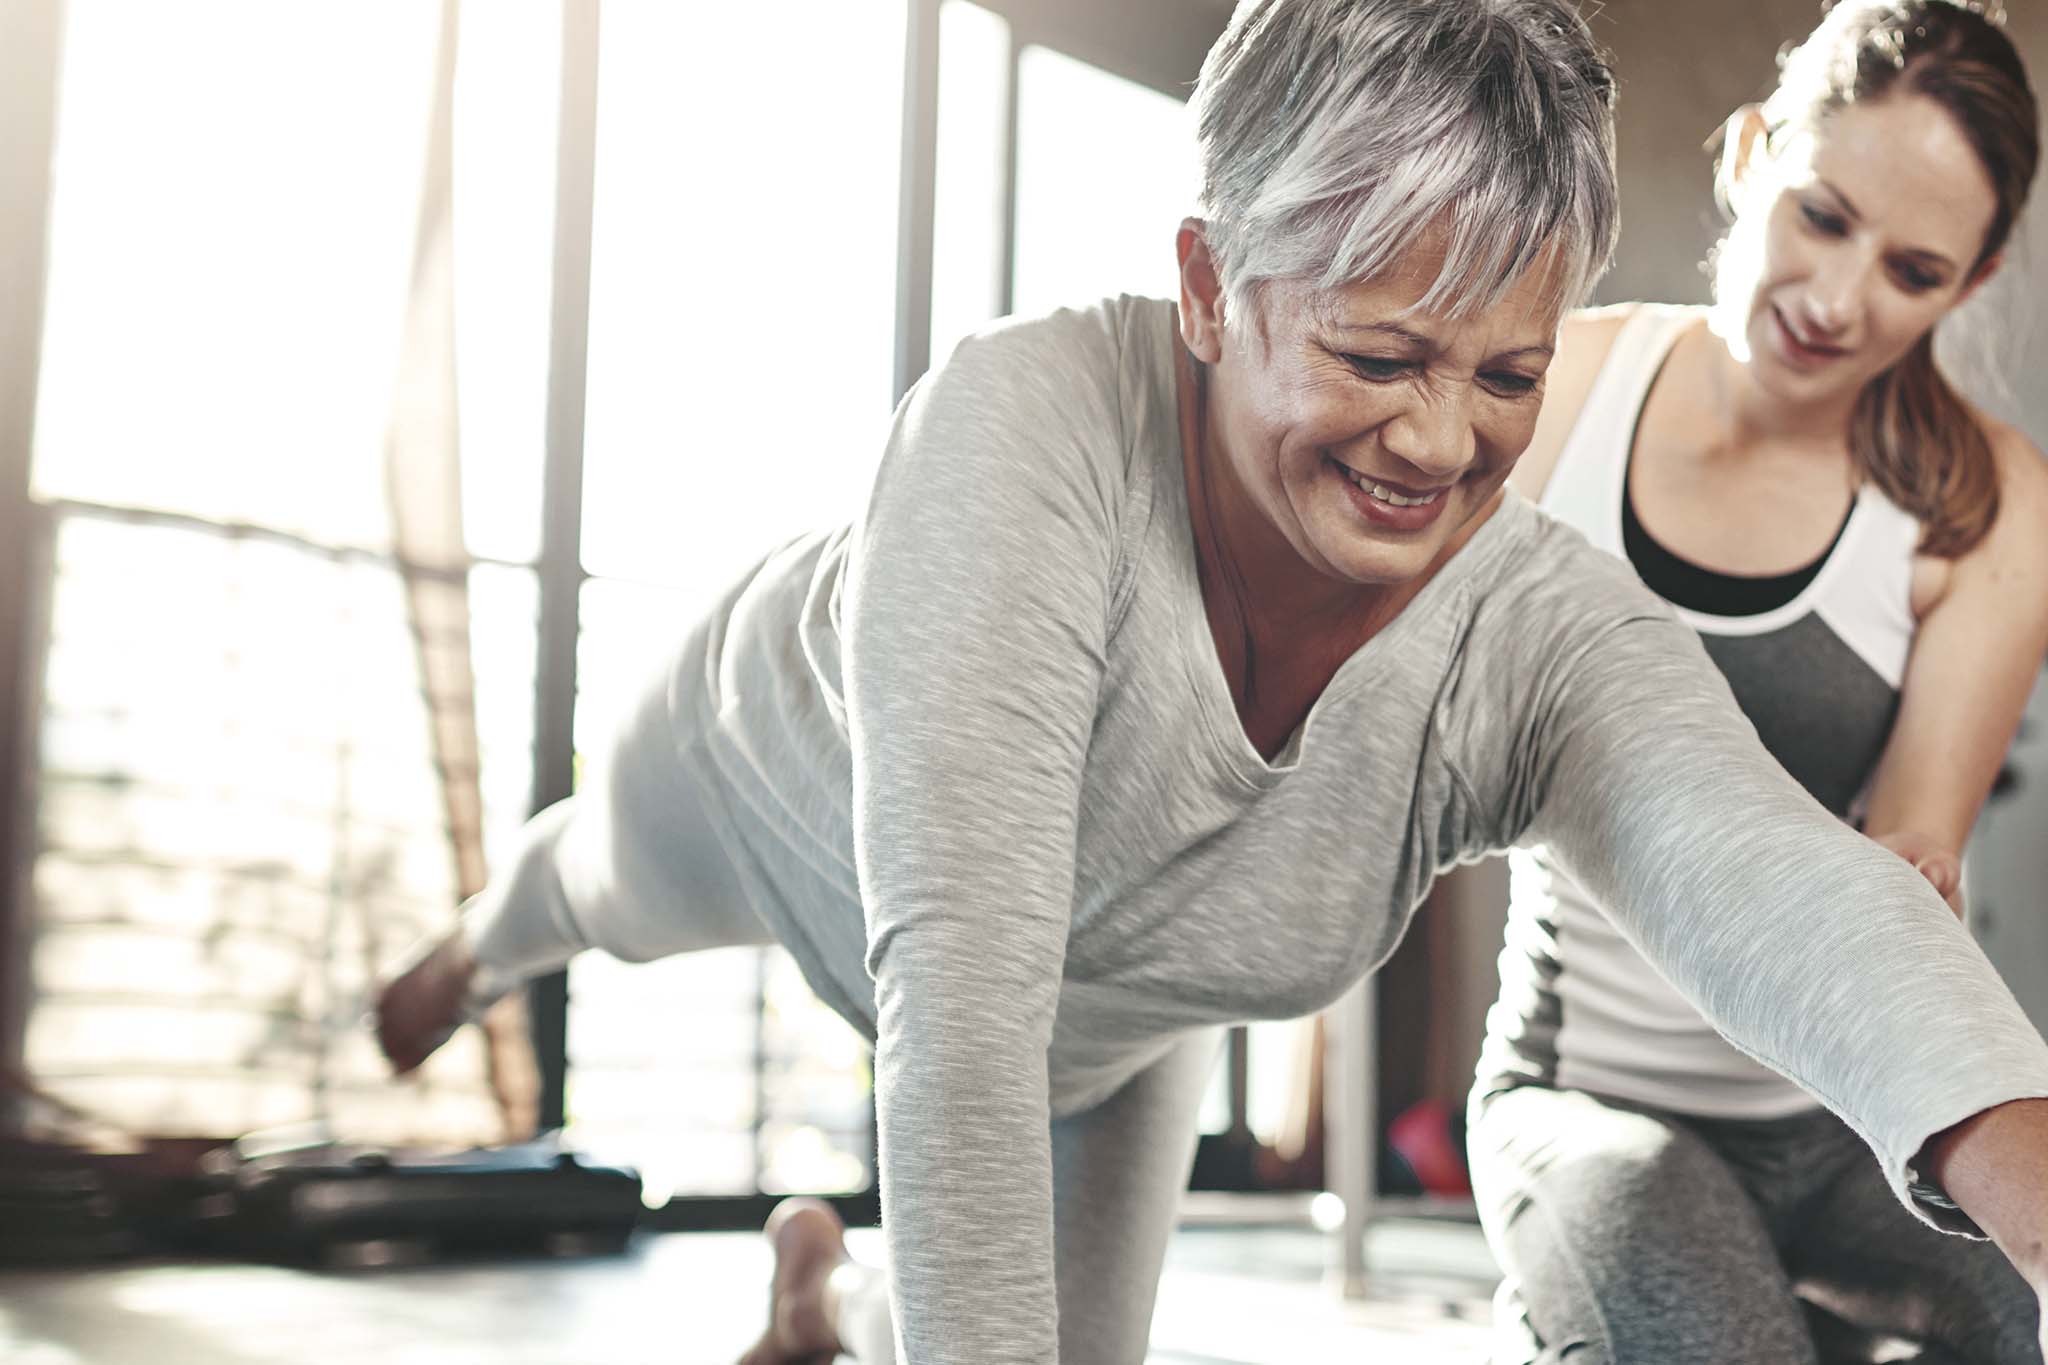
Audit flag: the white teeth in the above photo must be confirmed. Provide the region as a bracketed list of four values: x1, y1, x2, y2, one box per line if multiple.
[1371, 483, 1438, 508]
[1337, 464, 1442, 507]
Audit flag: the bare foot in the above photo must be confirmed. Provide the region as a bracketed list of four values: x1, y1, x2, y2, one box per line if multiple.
[374, 929, 477, 1074]
[738, 1198, 848, 1365]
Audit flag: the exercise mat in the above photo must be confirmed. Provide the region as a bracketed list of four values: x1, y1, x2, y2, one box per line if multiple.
[182, 1128, 644, 1266]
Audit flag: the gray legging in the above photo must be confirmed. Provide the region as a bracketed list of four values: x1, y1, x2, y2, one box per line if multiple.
[831, 1030, 1217, 1363]
[1467, 1083, 2041, 1364]
[458, 665, 1221, 1364]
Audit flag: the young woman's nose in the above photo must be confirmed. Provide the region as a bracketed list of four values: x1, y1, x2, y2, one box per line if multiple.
[1802, 249, 1871, 336]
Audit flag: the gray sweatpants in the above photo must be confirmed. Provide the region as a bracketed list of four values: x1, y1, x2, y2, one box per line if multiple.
[1468, 1083, 2041, 1364]
[457, 666, 1218, 1364]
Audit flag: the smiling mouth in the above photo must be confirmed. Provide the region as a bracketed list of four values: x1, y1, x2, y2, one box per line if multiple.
[1773, 307, 1849, 358]
[1330, 461, 1449, 508]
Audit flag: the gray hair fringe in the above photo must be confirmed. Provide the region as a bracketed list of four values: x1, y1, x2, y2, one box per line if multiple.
[1190, 0, 1621, 322]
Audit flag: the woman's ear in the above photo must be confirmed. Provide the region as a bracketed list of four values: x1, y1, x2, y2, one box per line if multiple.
[1715, 104, 1772, 215]
[1177, 218, 1226, 364]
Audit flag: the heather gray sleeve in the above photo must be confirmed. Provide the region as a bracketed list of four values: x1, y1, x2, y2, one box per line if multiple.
[1525, 615, 2048, 1233]
[840, 314, 1129, 1363]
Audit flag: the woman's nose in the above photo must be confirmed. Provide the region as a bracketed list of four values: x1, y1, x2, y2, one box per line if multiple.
[1379, 393, 1475, 477]
[1804, 252, 1870, 335]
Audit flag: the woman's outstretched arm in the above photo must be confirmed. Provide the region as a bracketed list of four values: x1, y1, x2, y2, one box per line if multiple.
[1924, 1099, 2048, 1318]
[1518, 609, 2048, 1249]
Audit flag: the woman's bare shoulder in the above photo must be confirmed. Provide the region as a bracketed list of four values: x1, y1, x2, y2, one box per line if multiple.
[1982, 414, 2048, 561]
[1984, 412, 2048, 491]
[1511, 304, 1642, 502]
[1966, 408, 2048, 549]
[1920, 410, 2048, 608]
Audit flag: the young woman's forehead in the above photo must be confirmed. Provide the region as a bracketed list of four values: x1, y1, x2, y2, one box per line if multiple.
[1800, 97, 2002, 260]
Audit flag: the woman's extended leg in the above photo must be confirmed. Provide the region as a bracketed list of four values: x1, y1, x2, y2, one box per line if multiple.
[1468, 1084, 1819, 1365]
[1784, 1114, 2041, 1364]
[377, 648, 772, 1070]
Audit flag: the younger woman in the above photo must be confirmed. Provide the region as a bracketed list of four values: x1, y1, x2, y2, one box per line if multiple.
[1470, 4, 2048, 1361]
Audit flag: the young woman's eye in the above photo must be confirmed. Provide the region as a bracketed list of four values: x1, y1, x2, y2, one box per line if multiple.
[1800, 202, 1848, 236]
[1481, 371, 1539, 398]
[1892, 262, 1942, 293]
[1343, 354, 1413, 382]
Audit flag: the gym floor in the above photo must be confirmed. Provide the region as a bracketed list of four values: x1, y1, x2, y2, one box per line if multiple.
[0, 1216, 1500, 1364]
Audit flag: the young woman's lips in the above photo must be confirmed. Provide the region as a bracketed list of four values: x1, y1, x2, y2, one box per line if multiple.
[1328, 457, 1451, 532]
[1771, 307, 1849, 368]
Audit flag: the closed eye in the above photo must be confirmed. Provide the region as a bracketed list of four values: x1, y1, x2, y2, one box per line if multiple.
[1342, 354, 1415, 383]
[1890, 259, 1945, 293]
[1481, 371, 1540, 398]
[1800, 202, 1849, 237]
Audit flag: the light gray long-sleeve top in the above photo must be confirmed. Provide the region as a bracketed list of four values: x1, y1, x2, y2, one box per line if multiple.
[655, 296, 2048, 1362]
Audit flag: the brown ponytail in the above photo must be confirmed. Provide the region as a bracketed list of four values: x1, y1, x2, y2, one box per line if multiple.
[1851, 334, 1999, 556]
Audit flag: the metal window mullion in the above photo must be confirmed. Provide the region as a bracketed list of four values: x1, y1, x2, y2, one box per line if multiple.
[0, 0, 68, 1099]
[996, 24, 1021, 319]
[893, 0, 942, 405]
[530, 0, 602, 1135]
[1326, 977, 1375, 1297]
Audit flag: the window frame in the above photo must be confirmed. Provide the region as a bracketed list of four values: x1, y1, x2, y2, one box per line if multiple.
[0, 0, 67, 1122]
[0, 0, 1244, 1219]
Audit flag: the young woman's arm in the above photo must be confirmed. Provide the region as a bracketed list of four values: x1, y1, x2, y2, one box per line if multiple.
[1860, 426, 2048, 906]
[1878, 429, 2048, 1331]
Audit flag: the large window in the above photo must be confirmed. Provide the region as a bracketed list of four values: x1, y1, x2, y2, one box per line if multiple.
[1010, 41, 1191, 316]
[7, 0, 1243, 1216]
[561, 0, 906, 1202]
[21, 0, 552, 1145]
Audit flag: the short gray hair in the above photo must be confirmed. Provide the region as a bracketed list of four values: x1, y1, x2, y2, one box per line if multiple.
[1191, 0, 1620, 322]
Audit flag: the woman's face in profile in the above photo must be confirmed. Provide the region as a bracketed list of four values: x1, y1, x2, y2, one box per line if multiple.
[1728, 93, 1999, 406]
[1208, 237, 1562, 591]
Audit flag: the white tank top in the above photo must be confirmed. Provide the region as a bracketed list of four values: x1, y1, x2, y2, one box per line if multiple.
[1478, 304, 1924, 1119]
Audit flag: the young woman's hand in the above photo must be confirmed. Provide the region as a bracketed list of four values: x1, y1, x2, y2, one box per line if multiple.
[1871, 830, 1964, 917]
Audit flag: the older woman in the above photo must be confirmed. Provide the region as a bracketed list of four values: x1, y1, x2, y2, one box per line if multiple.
[377, 1, 2048, 1361]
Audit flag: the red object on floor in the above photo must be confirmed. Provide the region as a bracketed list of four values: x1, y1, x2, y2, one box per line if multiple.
[1387, 1098, 1471, 1197]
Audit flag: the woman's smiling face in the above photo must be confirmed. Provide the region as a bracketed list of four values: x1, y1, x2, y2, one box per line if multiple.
[1187, 233, 1564, 593]
[1723, 93, 2000, 407]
